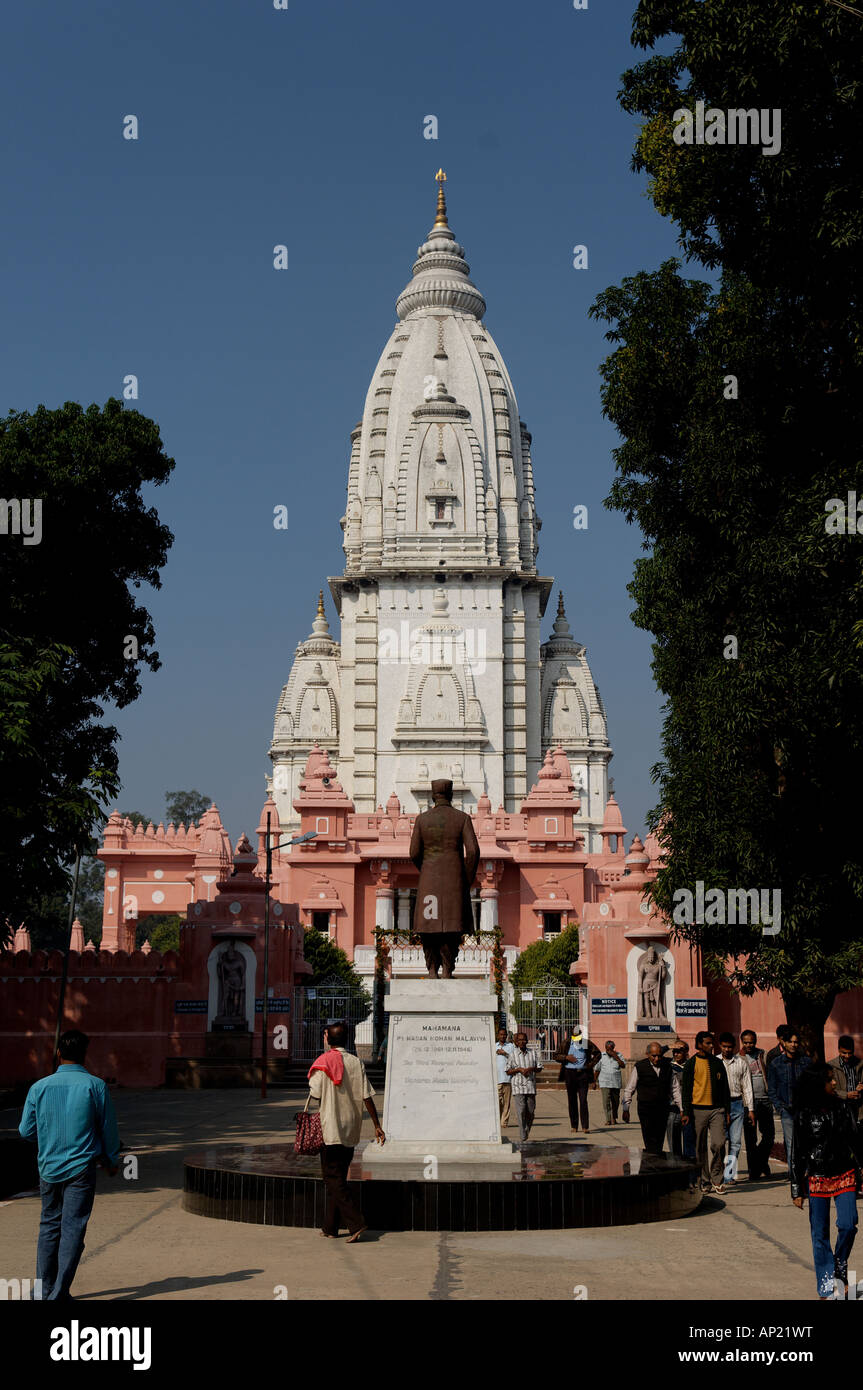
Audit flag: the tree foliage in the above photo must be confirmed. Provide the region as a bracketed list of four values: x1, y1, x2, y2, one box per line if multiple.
[165, 790, 211, 827]
[509, 924, 581, 991]
[301, 925, 370, 996]
[592, 0, 863, 1052]
[0, 399, 174, 943]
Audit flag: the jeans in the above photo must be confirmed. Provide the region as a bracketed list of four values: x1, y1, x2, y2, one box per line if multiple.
[667, 1107, 683, 1157]
[726, 1097, 744, 1178]
[778, 1108, 794, 1164]
[808, 1190, 858, 1298]
[514, 1093, 537, 1143]
[682, 1110, 697, 1161]
[36, 1159, 98, 1300]
[744, 1099, 775, 1178]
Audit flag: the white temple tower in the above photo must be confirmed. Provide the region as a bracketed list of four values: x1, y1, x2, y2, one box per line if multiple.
[270, 173, 612, 839]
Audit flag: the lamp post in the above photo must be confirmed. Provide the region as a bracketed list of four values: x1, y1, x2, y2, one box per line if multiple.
[260, 817, 317, 1099]
[52, 849, 83, 1071]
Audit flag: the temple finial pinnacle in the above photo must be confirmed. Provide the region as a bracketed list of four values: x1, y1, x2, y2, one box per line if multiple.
[433, 168, 448, 228]
[316, 589, 325, 619]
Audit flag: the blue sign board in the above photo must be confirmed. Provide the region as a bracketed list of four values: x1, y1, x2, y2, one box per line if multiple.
[256, 998, 292, 1013]
[174, 1000, 208, 1014]
[591, 998, 628, 1015]
[675, 998, 708, 1018]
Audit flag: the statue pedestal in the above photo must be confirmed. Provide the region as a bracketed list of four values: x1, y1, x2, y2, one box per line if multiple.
[205, 1031, 253, 1060]
[363, 978, 520, 1172]
[628, 1027, 677, 1063]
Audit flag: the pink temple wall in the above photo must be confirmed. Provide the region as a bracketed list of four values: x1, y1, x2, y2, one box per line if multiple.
[7, 745, 863, 1090]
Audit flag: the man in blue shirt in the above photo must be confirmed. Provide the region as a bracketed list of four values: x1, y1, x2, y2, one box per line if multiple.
[767, 1030, 811, 1166]
[556, 1028, 601, 1134]
[19, 1029, 121, 1300]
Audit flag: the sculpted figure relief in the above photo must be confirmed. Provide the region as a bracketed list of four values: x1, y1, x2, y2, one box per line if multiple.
[409, 779, 479, 979]
[637, 944, 668, 1024]
[217, 941, 246, 1019]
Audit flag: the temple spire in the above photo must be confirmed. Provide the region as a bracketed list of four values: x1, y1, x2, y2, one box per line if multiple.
[433, 168, 448, 228]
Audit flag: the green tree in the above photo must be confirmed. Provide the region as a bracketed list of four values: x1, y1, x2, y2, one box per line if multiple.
[623, 0, 863, 337]
[165, 790, 211, 827]
[510, 924, 581, 991]
[301, 926, 370, 997]
[25, 848, 105, 953]
[120, 810, 151, 829]
[591, 0, 863, 1056]
[0, 399, 174, 944]
[139, 915, 182, 953]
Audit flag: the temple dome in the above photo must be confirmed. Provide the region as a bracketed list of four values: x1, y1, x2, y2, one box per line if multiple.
[339, 173, 540, 580]
[395, 175, 486, 321]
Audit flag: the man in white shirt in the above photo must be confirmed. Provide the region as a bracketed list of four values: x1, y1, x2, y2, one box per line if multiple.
[718, 1032, 754, 1184]
[308, 1022, 385, 1241]
[740, 1030, 774, 1180]
[495, 1026, 515, 1128]
[507, 1032, 543, 1143]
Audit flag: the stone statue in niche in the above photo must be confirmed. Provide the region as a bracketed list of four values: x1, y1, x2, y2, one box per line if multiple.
[216, 941, 246, 1020]
[637, 944, 668, 1023]
[409, 779, 479, 979]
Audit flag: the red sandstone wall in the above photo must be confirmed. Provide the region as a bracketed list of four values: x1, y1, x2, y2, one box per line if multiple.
[706, 977, 863, 1055]
[0, 949, 180, 1088]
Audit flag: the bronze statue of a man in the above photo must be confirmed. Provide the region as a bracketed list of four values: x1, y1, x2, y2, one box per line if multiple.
[409, 779, 479, 979]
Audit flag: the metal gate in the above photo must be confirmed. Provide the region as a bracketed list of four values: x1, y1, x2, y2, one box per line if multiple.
[291, 974, 373, 1061]
[510, 974, 581, 1062]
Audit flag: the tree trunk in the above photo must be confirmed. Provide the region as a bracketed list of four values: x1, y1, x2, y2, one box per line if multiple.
[782, 992, 836, 1062]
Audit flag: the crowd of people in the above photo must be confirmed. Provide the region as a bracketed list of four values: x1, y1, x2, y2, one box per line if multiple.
[496, 1022, 863, 1300]
[15, 1020, 862, 1300]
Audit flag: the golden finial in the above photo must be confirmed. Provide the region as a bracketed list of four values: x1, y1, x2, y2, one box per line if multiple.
[316, 589, 325, 618]
[434, 168, 448, 228]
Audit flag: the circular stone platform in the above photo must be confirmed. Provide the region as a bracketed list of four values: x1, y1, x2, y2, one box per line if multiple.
[183, 1141, 702, 1231]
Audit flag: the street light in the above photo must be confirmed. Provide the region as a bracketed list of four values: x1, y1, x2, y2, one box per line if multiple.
[260, 817, 317, 1098]
[52, 849, 83, 1071]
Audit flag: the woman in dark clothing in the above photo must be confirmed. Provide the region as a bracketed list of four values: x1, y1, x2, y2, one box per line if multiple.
[790, 1063, 863, 1299]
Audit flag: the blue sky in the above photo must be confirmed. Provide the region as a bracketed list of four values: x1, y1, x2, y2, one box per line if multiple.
[1, 0, 684, 845]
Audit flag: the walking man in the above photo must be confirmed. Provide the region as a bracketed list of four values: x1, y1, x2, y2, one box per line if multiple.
[681, 1030, 731, 1194]
[666, 1042, 692, 1158]
[18, 1029, 121, 1301]
[495, 1025, 515, 1128]
[308, 1022, 385, 1241]
[594, 1040, 625, 1125]
[622, 1042, 682, 1155]
[828, 1036, 863, 1125]
[740, 1030, 775, 1180]
[768, 1031, 811, 1165]
[507, 1031, 543, 1143]
[556, 1027, 600, 1134]
[718, 1032, 755, 1183]
[765, 1024, 791, 1073]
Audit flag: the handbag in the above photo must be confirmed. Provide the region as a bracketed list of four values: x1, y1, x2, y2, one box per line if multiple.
[294, 1094, 324, 1156]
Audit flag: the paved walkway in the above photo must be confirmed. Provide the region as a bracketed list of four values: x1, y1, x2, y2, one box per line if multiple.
[0, 1086, 834, 1301]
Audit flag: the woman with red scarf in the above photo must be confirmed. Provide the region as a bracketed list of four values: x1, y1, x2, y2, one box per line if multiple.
[790, 1062, 863, 1299]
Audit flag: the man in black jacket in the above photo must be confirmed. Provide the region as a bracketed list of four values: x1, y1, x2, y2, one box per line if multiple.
[681, 1031, 732, 1194]
[621, 1042, 682, 1155]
